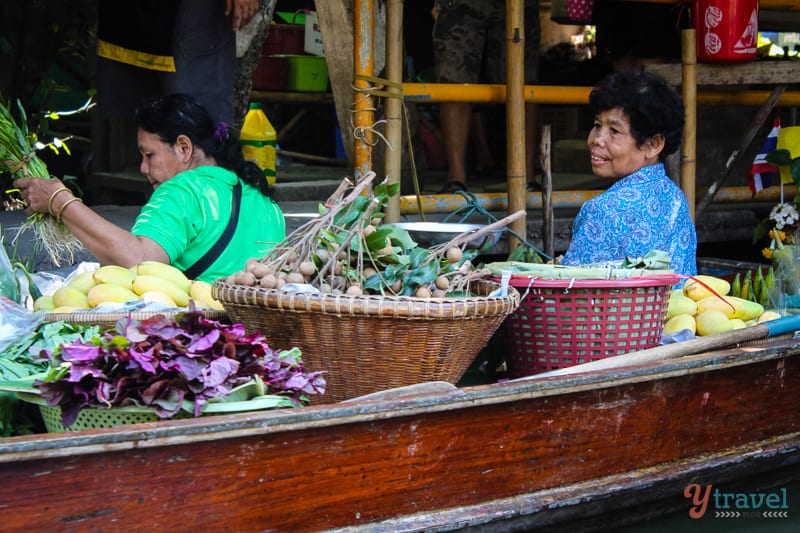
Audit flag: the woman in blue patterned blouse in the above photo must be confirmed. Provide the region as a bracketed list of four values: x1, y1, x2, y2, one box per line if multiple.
[561, 70, 697, 276]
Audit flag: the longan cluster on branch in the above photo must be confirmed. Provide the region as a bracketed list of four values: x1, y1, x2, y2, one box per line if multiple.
[224, 172, 524, 298]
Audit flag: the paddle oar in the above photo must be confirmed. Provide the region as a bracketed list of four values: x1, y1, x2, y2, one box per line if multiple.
[520, 314, 800, 380]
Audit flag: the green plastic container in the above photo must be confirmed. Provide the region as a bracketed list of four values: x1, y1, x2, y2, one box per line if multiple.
[283, 55, 329, 92]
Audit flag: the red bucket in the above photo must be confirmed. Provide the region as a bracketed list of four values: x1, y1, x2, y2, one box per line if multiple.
[252, 56, 289, 91]
[694, 0, 758, 62]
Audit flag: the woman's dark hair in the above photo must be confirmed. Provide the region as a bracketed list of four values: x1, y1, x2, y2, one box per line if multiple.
[135, 93, 273, 197]
[588, 70, 684, 160]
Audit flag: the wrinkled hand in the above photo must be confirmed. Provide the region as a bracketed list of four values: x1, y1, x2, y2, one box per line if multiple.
[13, 177, 72, 216]
[226, 0, 259, 30]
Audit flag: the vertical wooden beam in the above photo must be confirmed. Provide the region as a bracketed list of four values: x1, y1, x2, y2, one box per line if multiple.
[315, 1, 355, 168]
[681, 28, 697, 221]
[506, 0, 526, 247]
[353, 0, 375, 178]
[541, 125, 553, 258]
[383, 0, 404, 222]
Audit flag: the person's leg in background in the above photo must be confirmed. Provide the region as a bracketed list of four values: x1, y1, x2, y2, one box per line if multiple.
[432, 0, 489, 193]
[166, 0, 236, 126]
[470, 109, 497, 175]
[439, 101, 472, 191]
[526, 102, 539, 190]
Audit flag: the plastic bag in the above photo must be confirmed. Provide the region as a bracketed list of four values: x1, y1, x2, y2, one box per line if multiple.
[0, 241, 19, 303]
[769, 244, 800, 312]
[0, 297, 45, 353]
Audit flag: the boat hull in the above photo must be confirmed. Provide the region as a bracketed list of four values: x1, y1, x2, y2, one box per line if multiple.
[1, 340, 799, 531]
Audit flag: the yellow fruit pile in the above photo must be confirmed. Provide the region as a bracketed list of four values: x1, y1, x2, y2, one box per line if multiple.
[663, 275, 779, 337]
[33, 261, 224, 313]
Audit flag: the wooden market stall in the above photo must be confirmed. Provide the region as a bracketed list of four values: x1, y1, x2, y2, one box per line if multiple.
[314, 0, 800, 253]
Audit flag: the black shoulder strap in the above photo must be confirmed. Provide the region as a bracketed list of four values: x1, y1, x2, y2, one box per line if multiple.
[184, 180, 242, 280]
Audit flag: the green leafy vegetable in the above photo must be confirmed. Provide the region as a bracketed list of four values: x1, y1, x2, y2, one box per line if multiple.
[0, 97, 83, 266]
[35, 311, 326, 428]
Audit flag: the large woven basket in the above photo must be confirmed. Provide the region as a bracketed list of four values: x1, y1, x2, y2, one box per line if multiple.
[212, 279, 520, 403]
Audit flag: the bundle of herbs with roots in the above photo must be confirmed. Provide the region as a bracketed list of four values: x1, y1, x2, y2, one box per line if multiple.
[225, 171, 525, 298]
[0, 98, 83, 266]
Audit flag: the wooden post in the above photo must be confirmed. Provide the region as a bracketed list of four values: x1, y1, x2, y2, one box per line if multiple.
[383, 0, 403, 223]
[353, 0, 375, 179]
[315, 1, 355, 168]
[541, 125, 553, 258]
[681, 29, 697, 221]
[506, 0, 526, 249]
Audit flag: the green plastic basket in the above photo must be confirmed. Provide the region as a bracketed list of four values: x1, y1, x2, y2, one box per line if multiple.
[38, 404, 189, 432]
[17, 390, 297, 433]
[17, 394, 190, 433]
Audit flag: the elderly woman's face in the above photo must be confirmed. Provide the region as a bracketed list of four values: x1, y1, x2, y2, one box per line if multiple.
[137, 130, 187, 189]
[587, 108, 660, 179]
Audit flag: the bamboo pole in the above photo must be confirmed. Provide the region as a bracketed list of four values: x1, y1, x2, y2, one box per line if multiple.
[397, 185, 798, 215]
[506, 0, 526, 248]
[681, 29, 697, 221]
[401, 83, 800, 107]
[527, 315, 800, 380]
[353, 0, 375, 179]
[403, 83, 587, 104]
[383, 0, 403, 223]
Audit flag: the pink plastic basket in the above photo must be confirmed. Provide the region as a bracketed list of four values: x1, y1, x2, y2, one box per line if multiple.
[500, 274, 680, 377]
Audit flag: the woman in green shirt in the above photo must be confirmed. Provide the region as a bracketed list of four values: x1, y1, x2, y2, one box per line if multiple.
[15, 94, 285, 283]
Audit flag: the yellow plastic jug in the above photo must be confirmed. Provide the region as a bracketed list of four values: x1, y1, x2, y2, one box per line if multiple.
[241, 102, 277, 185]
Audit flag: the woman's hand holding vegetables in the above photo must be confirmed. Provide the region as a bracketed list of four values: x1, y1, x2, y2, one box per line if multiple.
[13, 177, 82, 221]
[14, 175, 168, 267]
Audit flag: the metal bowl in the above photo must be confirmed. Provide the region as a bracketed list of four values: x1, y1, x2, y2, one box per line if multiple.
[391, 222, 503, 249]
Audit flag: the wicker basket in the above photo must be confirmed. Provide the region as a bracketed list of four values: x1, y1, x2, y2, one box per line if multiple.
[44, 309, 230, 328]
[212, 279, 520, 403]
[500, 274, 680, 377]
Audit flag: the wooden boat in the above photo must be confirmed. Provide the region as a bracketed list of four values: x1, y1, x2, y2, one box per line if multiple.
[1, 327, 799, 532]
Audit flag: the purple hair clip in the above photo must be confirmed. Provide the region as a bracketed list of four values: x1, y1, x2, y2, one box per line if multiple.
[213, 122, 229, 142]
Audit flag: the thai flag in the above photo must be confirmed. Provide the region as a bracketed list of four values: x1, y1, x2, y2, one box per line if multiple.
[748, 117, 780, 196]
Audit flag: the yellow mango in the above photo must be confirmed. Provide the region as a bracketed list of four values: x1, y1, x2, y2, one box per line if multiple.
[67, 270, 97, 294]
[93, 265, 137, 289]
[695, 309, 735, 336]
[52, 285, 90, 309]
[87, 283, 140, 307]
[188, 280, 224, 310]
[139, 290, 178, 308]
[695, 295, 764, 321]
[757, 310, 781, 324]
[665, 290, 698, 320]
[663, 313, 696, 336]
[33, 295, 56, 312]
[133, 275, 190, 307]
[136, 261, 192, 294]
[683, 275, 731, 302]
[729, 318, 748, 330]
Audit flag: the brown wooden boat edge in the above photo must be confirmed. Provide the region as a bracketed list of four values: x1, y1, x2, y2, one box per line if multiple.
[2, 338, 798, 463]
[2, 337, 799, 461]
[1, 339, 799, 531]
[335, 432, 800, 533]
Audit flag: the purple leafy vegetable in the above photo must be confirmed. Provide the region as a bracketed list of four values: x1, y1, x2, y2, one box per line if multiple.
[35, 311, 325, 427]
